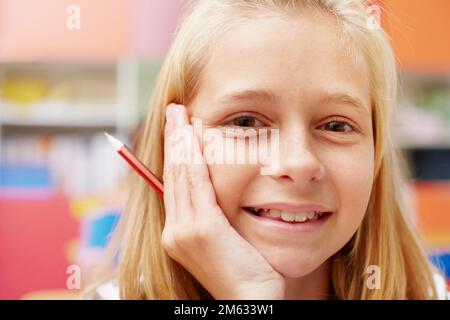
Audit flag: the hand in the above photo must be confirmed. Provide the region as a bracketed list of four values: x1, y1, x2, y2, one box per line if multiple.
[162, 103, 285, 299]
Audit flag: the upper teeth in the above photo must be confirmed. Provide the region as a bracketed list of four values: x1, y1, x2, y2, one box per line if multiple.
[249, 208, 324, 222]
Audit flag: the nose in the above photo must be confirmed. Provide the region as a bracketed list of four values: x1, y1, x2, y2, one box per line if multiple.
[271, 128, 325, 189]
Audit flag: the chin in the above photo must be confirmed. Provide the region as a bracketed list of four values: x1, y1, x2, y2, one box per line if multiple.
[263, 250, 322, 278]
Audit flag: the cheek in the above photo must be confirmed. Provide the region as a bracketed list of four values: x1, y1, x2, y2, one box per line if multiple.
[207, 163, 258, 219]
[327, 146, 374, 231]
[202, 135, 263, 219]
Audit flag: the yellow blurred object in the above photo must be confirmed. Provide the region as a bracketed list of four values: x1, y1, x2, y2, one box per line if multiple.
[422, 232, 450, 249]
[70, 196, 104, 219]
[65, 238, 79, 264]
[21, 290, 81, 300]
[3, 77, 48, 104]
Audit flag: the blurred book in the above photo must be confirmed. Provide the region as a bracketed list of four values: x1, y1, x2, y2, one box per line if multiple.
[0, 133, 128, 197]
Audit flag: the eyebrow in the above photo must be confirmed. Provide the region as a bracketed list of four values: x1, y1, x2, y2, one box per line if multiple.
[319, 93, 370, 116]
[214, 89, 370, 115]
[215, 89, 277, 106]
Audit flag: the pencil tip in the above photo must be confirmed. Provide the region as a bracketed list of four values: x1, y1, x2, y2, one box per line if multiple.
[104, 132, 124, 151]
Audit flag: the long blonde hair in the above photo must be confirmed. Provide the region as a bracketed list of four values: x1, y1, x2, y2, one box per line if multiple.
[89, 0, 440, 299]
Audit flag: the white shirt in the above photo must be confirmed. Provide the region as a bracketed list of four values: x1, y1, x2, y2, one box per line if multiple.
[93, 273, 449, 300]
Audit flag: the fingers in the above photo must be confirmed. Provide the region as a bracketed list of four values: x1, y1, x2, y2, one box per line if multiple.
[164, 103, 194, 228]
[178, 110, 221, 219]
[172, 146, 194, 222]
[163, 104, 177, 227]
[165, 103, 222, 225]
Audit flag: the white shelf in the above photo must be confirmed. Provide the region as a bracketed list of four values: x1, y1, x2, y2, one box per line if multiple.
[395, 104, 450, 149]
[396, 140, 450, 150]
[0, 61, 141, 193]
[0, 60, 140, 130]
[0, 102, 117, 128]
[0, 116, 117, 128]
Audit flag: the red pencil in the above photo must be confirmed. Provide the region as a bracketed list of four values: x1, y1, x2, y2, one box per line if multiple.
[105, 132, 164, 197]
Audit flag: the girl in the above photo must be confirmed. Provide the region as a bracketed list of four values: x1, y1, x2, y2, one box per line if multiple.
[87, 0, 448, 299]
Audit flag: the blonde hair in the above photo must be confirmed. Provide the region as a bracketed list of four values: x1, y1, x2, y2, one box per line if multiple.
[88, 0, 440, 299]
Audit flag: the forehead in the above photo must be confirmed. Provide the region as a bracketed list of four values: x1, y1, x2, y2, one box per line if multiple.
[192, 12, 370, 115]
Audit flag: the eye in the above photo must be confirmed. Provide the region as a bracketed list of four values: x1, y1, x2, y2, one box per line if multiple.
[224, 115, 266, 128]
[318, 120, 356, 133]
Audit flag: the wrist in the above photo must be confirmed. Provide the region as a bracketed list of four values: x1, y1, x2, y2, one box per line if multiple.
[236, 282, 285, 300]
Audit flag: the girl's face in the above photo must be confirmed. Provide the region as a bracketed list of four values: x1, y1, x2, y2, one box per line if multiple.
[188, 12, 374, 278]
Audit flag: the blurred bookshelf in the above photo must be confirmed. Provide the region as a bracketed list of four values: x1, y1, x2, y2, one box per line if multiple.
[395, 73, 450, 149]
[383, 0, 450, 273]
[0, 60, 164, 299]
[394, 73, 450, 180]
[0, 0, 184, 299]
[393, 72, 450, 283]
[0, 61, 148, 196]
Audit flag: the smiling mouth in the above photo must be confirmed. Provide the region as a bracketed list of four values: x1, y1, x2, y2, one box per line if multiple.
[242, 206, 332, 224]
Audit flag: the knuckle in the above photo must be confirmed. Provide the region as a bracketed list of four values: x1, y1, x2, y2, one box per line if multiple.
[161, 229, 176, 252]
[173, 223, 211, 246]
[165, 226, 188, 248]
[163, 167, 170, 183]
[191, 221, 212, 243]
[162, 220, 213, 256]
[186, 170, 198, 190]
[172, 164, 184, 180]
[163, 162, 173, 181]
[163, 196, 171, 211]
[164, 162, 183, 181]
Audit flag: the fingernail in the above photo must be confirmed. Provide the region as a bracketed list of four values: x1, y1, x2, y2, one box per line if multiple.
[166, 103, 176, 121]
[174, 105, 185, 124]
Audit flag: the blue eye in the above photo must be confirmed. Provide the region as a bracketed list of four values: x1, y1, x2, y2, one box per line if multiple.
[319, 120, 355, 133]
